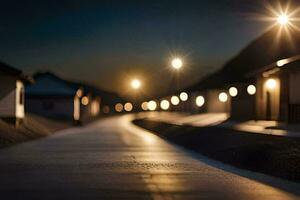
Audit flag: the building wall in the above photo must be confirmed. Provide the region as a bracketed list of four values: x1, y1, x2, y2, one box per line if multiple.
[256, 76, 280, 120]
[25, 96, 74, 120]
[288, 68, 300, 123]
[289, 69, 300, 104]
[230, 84, 255, 120]
[15, 80, 25, 119]
[0, 74, 16, 118]
[205, 90, 230, 113]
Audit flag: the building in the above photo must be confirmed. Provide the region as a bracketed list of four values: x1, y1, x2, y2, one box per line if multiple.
[253, 55, 300, 123]
[25, 72, 85, 121]
[0, 61, 29, 125]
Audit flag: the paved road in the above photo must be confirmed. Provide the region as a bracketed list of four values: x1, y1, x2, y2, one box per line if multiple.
[0, 115, 300, 199]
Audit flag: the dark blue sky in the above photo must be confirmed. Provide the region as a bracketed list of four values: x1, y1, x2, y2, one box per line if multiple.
[0, 0, 274, 96]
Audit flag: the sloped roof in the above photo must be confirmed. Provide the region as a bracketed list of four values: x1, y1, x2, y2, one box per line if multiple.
[26, 72, 78, 96]
[0, 61, 22, 76]
[26, 72, 125, 104]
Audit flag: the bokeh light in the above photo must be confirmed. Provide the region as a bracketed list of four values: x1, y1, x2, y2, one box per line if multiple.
[229, 87, 238, 97]
[141, 102, 148, 111]
[124, 102, 133, 112]
[160, 100, 170, 110]
[148, 100, 157, 111]
[171, 96, 180, 105]
[247, 85, 256, 95]
[219, 92, 228, 103]
[115, 103, 123, 112]
[179, 92, 188, 101]
[196, 96, 205, 107]
[81, 96, 89, 105]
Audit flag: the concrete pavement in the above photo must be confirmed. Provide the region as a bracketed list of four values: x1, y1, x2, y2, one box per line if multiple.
[0, 115, 299, 199]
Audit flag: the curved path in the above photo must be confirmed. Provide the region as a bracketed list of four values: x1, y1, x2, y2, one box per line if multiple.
[0, 115, 299, 199]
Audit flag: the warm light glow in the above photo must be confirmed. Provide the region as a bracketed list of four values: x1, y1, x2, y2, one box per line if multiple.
[247, 85, 256, 95]
[171, 58, 183, 69]
[229, 87, 238, 97]
[81, 96, 89, 105]
[115, 103, 123, 112]
[196, 96, 205, 107]
[76, 88, 83, 97]
[91, 99, 100, 116]
[124, 102, 133, 112]
[160, 100, 170, 110]
[219, 92, 228, 103]
[179, 92, 188, 101]
[266, 78, 277, 90]
[171, 96, 180, 105]
[276, 58, 289, 67]
[141, 102, 148, 111]
[148, 100, 157, 111]
[277, 14, 289, 25]
[131, 79, 141, 89]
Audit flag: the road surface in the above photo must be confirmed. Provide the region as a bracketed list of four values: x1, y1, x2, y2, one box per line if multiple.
[0, 115, 299, 199]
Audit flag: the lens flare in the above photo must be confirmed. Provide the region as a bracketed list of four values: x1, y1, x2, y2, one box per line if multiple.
[171, 58, 183, 69]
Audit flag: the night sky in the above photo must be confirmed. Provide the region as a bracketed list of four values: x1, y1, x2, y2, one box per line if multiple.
[0, 0, 276, 97]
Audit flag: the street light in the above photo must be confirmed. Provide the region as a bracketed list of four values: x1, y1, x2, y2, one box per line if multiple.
[131, 79, 141, 89]
[171, 58, 183, 70]
[277, 14, 289, 25]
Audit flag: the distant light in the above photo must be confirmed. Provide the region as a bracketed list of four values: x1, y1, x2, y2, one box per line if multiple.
[171, 96, 180, 105]
[277, 14, 289, 25]
[229, 87, 238, 97]
[247, 85, 256, 95]
[219, 92, 228, 103]
[160, 100, 170, 110]
[131, 79, 141, 89]
[276, 59, 289, 67]
[81, 96, 89, 105]
[171, 58, 183, 69]
[91, 100, 100, 116]
[103, 105, 110, 114]
[266, 78, 277, 90]
[148, 100, 157, 111]
[141, 102, 148, 111]
[196, 96, 205, 107]
[115, 103, 123, 112]
[124, 102, 133, 112]
[179, 92, 188, 101]
[76, 88, 83, 98]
